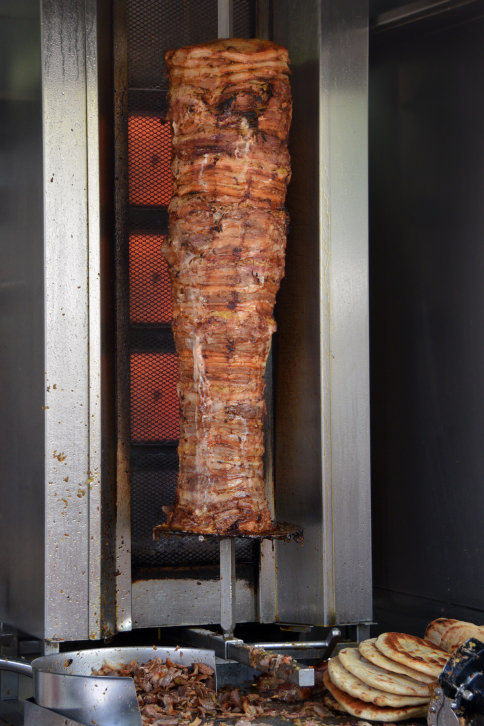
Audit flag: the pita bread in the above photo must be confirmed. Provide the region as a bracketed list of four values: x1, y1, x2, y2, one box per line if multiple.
[328, 655, 429, 707]
[323, 669, 429, 722]
[359, 638, 437, 684]
[440, 621, 484, 652]
[339, 646, 432, 697]
[323, 689, 348, 713]
[376, 632, 448, 678]
[424, 618, 458, 647]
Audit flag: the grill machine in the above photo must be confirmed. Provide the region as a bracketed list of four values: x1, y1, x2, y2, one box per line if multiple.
[0, 0, 371, 702]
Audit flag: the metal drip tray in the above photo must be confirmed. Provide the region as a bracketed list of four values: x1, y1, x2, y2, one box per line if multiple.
[153, 521, 304, 543]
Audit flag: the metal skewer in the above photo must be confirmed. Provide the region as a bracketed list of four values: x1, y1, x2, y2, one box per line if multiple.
[154, 522, 314, 685]
[219, 537, 236, 638]
[179, 627, 342, 688]
[217, 0, 233, 39]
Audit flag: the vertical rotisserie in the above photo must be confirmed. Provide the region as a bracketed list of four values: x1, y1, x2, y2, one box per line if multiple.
[161, 38, 292, 533]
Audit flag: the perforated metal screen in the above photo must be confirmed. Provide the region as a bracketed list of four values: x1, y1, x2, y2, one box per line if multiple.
[128, 117, 172, 207]
[129, 234, 172, 325]
[127, 0, 255, 89]
[125, 0, 257, 569]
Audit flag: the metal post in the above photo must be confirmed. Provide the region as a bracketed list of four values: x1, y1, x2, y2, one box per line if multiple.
[256, 0, 272, 39]
[219, 538, 236, 637]
[218, 0, 233, 38]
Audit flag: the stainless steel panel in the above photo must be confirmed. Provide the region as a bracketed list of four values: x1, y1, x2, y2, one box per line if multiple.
[41, 0, 107, 641]
[0, 0, 45, 639]
[0, 0, 111, 642]
[86, 0, 103, 643]
[131, 578, 257, 628]
[259, 360, 277, 623]
[273, 0, 372, 625]
[370, 6, 484, 632]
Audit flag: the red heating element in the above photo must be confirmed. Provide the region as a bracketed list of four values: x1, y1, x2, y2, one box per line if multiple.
[128, 115, 172, 206]
[130, 353, 179, 442]
[129, 234, 172, 324]
[128, 113, 178, 443]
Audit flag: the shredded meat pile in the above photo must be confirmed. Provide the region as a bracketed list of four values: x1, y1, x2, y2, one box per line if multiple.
[93, 656, 333, 725]
[161, 38, 292, 534]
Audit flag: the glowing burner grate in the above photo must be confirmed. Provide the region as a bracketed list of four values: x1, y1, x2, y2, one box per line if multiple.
[129, 234, 172, 324]
[128, 116, 172, 207]
[130, 352, 179, 443]
[125, 0, 256, 570]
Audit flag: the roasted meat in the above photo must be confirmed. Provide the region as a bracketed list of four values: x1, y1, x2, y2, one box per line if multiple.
[93, 655, 331, 725]
[162, 38, 292, 534]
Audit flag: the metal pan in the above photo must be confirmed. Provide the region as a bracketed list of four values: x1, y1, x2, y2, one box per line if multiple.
[0, 645, 217, 726]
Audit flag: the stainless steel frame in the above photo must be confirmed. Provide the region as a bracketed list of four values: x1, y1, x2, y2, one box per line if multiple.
[120, 0, 372, 633]
[370, 0, 484, 634]
[0, 0, 372, 644]
[273, 0, 372, 626]
[0, 0, 45, 642]
[0, 0, 114, 643]
[42, 0, 101, 643]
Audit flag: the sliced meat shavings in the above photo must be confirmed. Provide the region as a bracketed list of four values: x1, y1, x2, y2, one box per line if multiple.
[93, 654, 343, 725]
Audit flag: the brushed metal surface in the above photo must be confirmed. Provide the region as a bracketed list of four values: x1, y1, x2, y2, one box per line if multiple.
[370, 7, 484, 631]
[30, 645, 216, 675]
[0, 0, 112, 642]
[131, 577, 257, 628]
[42, 0, 90, 641]
[273, 0, 372, 626]
[259, 352, 277, 623]
[219, 539, 236, 636]
[0, 659, 33, 679]
[0, 0, 45, 639]
[218, 0, 233, 38]
[41, 0, 113, 642]
[86, 0, 103, 644]
[5, 647, 216, 725]
[325, 0, 372, 625]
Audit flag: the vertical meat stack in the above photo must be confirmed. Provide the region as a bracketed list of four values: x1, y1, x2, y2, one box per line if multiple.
[162, 38, 292, 533]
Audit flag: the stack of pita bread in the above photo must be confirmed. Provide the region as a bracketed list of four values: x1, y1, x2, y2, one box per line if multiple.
[425, 618, 484, 652]
[323, 632, 449, 722]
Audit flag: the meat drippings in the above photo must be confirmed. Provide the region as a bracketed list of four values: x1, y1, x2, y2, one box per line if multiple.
[162, 38, 292, 534]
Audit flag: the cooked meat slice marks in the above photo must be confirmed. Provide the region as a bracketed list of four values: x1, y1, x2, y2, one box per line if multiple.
[165, 37, 290, 68]
[163, 38, 291, 534]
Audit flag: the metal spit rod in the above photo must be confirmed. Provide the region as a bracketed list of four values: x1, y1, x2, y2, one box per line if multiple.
[226, 640, 316, 687]
[155, 527, 311, 685]
[219, 538, 236, 637]
[181, 626, 341, 688]
[218, 0, 233, 39]
[218, 538, 316, 686]
[181, 627, 316, 687]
